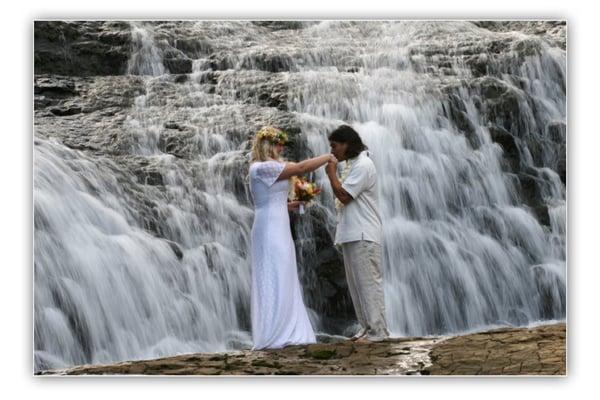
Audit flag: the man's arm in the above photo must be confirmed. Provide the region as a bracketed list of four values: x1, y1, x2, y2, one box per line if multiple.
[326, 161, 354, 205]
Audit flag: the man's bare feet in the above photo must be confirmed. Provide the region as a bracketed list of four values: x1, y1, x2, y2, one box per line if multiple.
[353, 337, 372, 344]
[349, 329, 367, 341]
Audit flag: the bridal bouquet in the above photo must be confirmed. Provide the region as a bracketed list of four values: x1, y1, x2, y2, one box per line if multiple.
[290, 176, 322, 214]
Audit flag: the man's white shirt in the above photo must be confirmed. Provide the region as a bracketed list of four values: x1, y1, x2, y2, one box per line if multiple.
[334, 150, 383, 245]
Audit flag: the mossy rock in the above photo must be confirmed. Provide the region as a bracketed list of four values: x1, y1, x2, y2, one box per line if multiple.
[307, 349, 337, 360]
[251, 359, 282, 368]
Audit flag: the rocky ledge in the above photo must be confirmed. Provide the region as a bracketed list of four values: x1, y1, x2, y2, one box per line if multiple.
[37, 323, 565, 376]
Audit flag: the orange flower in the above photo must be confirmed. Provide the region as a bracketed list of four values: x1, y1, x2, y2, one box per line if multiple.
[290, 176, 322, 203]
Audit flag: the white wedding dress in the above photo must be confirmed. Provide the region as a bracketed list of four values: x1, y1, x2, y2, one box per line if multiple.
[248, 160, 317, 350]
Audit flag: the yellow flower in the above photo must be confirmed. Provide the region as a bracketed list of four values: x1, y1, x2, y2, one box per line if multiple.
[256, 126, 288, 145]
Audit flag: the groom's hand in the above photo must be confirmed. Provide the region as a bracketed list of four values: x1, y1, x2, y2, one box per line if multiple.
[287, 200, 303, 212]
[325, 155, 338, 176]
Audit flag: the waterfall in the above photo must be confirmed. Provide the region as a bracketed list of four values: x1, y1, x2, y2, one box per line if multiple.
[34, 22, 257, 371]
[127, 22, 166, 76]
[34, 20, 566, 371]
[287, 21, 565, 335]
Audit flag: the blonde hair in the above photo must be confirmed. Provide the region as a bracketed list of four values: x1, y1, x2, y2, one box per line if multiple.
[250, 126, 287, 162]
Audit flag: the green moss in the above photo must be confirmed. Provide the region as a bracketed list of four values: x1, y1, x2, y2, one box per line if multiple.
[307, 349, 337, 360]
[251, 359, 282, 368]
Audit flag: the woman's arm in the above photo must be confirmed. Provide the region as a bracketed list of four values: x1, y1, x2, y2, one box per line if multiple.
[277, 154, 333, 181]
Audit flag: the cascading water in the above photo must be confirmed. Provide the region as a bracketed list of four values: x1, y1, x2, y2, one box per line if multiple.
[34, 21, 257, 371]
[286, 21, 566, 336]
[34, 20, 566, 372]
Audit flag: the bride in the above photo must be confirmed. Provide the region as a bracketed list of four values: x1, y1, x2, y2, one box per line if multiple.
[248, 126, 334, 350]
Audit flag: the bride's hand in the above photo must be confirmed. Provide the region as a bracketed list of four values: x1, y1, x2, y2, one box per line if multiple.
[287, 200, 303, 212]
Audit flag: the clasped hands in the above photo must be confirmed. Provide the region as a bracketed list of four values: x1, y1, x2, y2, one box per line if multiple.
[325, 153, 338, 176]
[287, 154, 338, 212]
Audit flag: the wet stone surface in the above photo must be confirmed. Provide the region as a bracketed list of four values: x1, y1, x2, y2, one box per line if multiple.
[37, 323, 565, 376]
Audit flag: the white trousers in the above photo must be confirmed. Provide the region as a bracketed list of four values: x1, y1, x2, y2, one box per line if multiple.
[341, 240, 390, 339]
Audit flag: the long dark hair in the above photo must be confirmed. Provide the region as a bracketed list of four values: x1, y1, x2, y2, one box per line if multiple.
[328, 125, 367, 159]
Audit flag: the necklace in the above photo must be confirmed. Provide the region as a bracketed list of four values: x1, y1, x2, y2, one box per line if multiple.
[335, 158, 354, 210]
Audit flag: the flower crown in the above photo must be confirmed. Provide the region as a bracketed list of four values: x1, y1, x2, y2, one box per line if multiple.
[256, 126, 288, 145]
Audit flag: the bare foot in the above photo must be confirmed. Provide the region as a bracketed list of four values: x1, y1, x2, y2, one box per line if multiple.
[349, 331, 367, 342]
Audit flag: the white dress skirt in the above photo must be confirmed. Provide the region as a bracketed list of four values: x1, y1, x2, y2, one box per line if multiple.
[248, 160, 317, 350]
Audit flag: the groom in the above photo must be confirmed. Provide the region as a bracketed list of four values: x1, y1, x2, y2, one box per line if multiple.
[325, 124, 390, 342]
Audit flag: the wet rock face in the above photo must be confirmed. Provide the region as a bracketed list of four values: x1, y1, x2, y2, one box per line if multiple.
[471, 21, 566, 49]
[424, 322, 566, 375]
[433, 23, 566, 229]
[34, 21, 132, 75]
[34, 74, 146, 154]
